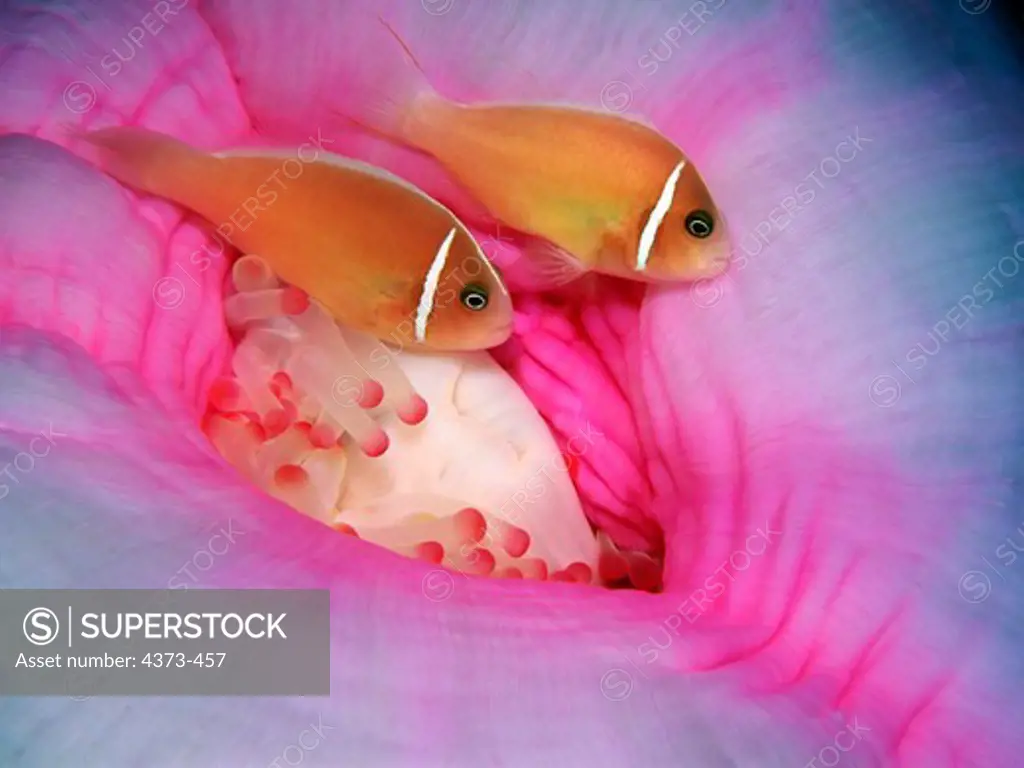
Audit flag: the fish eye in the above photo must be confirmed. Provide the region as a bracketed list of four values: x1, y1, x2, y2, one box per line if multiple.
[460, 283, 489, 311]
[684, 210, 715, 239]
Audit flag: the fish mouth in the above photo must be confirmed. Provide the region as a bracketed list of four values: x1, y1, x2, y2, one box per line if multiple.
[692, 243, 733, 279]
[421, 323, 514, 352]
[699, 256, 731, 279]
[486, 323, 515, 348]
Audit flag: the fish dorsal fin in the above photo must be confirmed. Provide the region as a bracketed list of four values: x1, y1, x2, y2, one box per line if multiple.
[459, 99, 664, 133]
[212, 146, 462, 223]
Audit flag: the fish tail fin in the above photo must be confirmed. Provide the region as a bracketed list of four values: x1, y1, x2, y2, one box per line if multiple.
[332, 15, 447, 146]
[69, 125, 209, 202]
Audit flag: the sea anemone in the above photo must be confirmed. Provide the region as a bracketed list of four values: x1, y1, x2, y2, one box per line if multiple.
[2, 1, 1023, 765]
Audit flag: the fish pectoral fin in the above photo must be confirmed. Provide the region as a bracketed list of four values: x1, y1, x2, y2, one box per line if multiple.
[507, 238, 588, 292]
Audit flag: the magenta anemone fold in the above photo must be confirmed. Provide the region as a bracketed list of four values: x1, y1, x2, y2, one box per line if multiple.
[1, 0, 1024, 766]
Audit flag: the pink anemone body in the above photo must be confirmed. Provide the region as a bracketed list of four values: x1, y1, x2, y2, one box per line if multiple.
[1, 0, 1023, 765]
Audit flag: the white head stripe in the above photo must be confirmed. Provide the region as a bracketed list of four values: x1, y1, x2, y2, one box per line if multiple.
[414, 227, 457, 342]
[636, 160, 686, 271]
